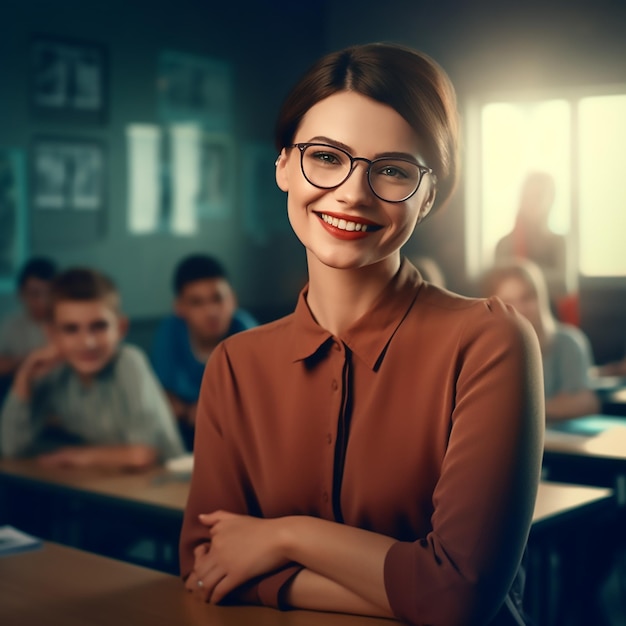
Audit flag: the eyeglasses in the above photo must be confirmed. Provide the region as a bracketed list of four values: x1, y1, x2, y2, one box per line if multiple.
[291, 142, 435, 203]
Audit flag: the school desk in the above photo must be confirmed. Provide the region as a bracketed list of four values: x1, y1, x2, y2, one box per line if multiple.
[543, 414, 626, 504]
[0, 541, 394, 626]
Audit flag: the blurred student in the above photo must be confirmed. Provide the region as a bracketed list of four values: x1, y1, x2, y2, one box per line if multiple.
[482, 259, 599, 421]
[0, 267, 185, 469]
[151, 254, 257, 448]
[495, 172, 569, 306]
[0, 257, 57, 378]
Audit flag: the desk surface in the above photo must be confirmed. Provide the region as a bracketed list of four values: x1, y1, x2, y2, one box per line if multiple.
[0, 542, 393, 626]
[0, 483, 613, 626]
[0, 459, 614, 526]
[0, 458, 188, 511]
[531, 481, 612, 530]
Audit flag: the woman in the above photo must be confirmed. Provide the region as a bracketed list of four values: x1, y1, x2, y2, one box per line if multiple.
[482, 259, 599, 421]
[181, 43, 544, 626]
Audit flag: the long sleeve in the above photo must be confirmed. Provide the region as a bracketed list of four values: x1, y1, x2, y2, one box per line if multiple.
[383, 298, 544, 626]
[0, 389, 48, 458]
[179, 342, 301, 607]
[115, 345, 185, 461]
[179, 262, 546, 623]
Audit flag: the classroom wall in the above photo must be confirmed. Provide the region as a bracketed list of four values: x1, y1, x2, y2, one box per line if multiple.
[0, 0, 324, 324]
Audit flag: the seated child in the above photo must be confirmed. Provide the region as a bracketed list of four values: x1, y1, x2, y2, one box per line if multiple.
[0, 267, 185, 469]
[482, 259, 599, 421]
[151, 254, 257, 449]
[0, 257, 57, 379]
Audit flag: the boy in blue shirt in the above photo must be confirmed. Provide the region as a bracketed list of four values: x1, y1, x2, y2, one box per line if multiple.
[151, 254, 257, 449]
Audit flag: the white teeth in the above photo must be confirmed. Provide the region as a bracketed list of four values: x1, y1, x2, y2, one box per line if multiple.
[321, 213, 369, 232]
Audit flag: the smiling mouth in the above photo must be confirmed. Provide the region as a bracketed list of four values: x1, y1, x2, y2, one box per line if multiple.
[318, 213, 382, 232]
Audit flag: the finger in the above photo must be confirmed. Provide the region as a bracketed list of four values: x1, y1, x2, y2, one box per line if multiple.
[209, 574, 237, 605]
[193, 542, 210, 559]
[199, 510, 236, 526]
[198, 566, 226, 603]
[185, 571, 199, 592]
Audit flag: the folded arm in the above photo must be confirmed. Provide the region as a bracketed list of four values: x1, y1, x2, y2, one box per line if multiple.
[36, 443, 157, 471]
[545, 389, 600, 421]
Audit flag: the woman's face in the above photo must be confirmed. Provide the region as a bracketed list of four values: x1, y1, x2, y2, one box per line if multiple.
[275, 91, 436, 273]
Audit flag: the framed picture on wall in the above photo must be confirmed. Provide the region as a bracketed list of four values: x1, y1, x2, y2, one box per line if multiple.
[0, 149, 27, 293]
[31, 36, 107, 124]
[31, 138, 106, 246]
[196, 132, 234, 219]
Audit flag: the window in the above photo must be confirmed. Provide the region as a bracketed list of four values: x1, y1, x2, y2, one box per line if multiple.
[578, 95, 626, 277]
[467, 89, 626, 282]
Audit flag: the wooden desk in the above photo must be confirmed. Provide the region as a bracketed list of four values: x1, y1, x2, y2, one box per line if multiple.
[544, 415, 626, 504]
[0, 542, 393, 626]
[527, 482, 614, 626]
[0, 459, 189, 573]
[531, 481, 613, 531]
[0, 457, 614, 526]
[0, 458, 615, 626]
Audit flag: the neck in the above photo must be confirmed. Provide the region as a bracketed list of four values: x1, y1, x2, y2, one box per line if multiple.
[189, 332, 220, 360]
[305, 252, 401, 336]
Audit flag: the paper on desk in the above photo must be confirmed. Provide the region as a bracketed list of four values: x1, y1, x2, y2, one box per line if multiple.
[0, 525, 43, 557]
[165, 453, 194, 476]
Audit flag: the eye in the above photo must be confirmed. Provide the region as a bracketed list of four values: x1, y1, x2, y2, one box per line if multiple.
[374, 162, 410, 179]
[307, 148, 346, 167]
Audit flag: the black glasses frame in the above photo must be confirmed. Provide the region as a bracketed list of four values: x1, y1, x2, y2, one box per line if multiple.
[290, 142, 434, 203]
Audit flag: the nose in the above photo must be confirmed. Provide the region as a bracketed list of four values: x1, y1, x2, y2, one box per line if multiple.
[334, 159, 372, 203]
[83, 332, 97, 349]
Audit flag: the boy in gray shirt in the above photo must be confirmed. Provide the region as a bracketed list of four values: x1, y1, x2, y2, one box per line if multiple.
[0, 267, 184, 469]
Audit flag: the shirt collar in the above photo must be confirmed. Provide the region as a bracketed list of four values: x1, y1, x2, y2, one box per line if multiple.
[290, 258, 423, 370]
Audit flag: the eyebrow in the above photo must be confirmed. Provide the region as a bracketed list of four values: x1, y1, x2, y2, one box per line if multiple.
[306, 135, 421, 163]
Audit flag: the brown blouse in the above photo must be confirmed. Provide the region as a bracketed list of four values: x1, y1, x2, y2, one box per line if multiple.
[180, 259, 544, 626]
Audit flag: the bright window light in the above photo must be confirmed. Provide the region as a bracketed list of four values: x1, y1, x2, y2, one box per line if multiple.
[126, 124, 162, 234]
[578, 95, 626, 277]
[480, 100, 570, 268]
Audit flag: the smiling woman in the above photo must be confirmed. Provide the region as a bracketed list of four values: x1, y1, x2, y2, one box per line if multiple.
[180, 43, 544, 626]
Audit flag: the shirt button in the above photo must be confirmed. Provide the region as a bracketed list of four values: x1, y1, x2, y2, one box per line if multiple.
[326, 433, 332, 444]
[331, 379, 338, 390]
[322, 492, 329, 503]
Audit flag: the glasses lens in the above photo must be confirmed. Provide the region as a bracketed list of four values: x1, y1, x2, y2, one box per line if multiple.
[369, 160, 421, 202]
[301, 145, 351, 189]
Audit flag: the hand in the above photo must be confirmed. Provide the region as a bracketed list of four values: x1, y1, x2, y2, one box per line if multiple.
[36, 446, 95, 468]
[187, 511, 289, 604]
[13, 344, 63, 401]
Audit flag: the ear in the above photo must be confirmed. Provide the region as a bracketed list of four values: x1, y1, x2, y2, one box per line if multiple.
[418, 185, 437, 223]
[275, 148, 289, 192]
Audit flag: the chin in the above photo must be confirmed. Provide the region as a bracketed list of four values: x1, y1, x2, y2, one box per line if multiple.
[71, 361, 107, 377]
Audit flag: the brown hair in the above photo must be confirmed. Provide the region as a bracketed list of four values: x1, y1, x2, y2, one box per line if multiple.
[52, 268, 121, 314]
[274, 43, 460, 211]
